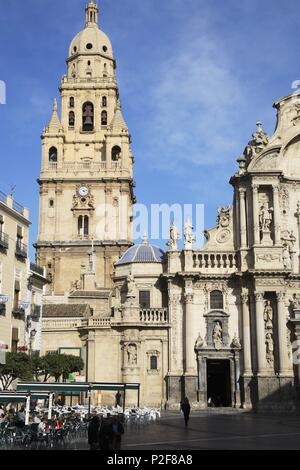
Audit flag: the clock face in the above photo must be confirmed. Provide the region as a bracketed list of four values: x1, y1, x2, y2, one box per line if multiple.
[78, 186, 89, 197]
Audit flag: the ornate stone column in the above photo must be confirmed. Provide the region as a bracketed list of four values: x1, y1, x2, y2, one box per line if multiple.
[295, 202, 300, 273]
[239, 189, 247, 248]
[241, 293, 252, 375]
[277, 292, 292, 376]
[254, 291, 267, 374]
[273, 185, 281, 245]
[252, 184, 260, 245]
[185, 293, 197, 374]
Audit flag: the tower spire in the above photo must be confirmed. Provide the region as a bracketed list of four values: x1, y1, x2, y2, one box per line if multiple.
[85, 0, 99, 27]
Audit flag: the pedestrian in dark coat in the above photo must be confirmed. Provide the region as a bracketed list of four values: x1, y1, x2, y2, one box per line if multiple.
[180, 397, 191, 427]
[88, 415, 100, 450]
[99, 416, 113, 450]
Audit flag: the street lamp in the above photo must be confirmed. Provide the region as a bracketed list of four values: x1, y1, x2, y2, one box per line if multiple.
[29, 329, 37, 353]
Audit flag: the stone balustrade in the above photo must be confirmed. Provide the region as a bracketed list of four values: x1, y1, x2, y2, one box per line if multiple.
[43, 317, 111, 331]
[44, 161, 129, 176]
[192, 251, 238, 273]
[139, 308, 169, 323]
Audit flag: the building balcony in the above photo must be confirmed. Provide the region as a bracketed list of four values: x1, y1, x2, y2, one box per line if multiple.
[192, 251, 238, 274]
[15, 241, 28, 260]
[139, 308, 169, 324]
[30, 263, 44, 276]
[12, 307, 26, 318]
[31, 304, 41, 319]
[0, 232, 9, 250]
[0, 304, 6, 316]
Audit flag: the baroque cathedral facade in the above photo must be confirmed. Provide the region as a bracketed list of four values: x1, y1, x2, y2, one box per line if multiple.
[37, 1, 300, 410]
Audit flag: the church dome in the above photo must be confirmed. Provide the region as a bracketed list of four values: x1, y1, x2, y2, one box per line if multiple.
[115, 238, 166, 266]
[68, 2, 114, 59]
[69, 27, 114, 60]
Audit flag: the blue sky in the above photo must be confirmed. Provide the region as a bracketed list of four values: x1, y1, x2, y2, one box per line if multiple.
[1, 0, 300, 258]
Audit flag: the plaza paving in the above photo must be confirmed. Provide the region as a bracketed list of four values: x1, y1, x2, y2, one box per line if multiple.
[40, 410, 300, 451]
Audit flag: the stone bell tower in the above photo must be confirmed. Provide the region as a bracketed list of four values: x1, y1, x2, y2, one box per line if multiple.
[36, 0, 135, 296]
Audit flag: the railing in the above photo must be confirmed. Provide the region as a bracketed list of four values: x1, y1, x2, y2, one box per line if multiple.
[0, 232, 9, 250]
[15, 241, 27, 259]
[140, 308, 169, 323]
[44, 162, 125, 173]
[31, 304, 41, 318]
[43, 319, 84, 330]
[0, 191, 7, 203]
[88, 318, 111, 327]
[192, 251, 238, 273]
[30, 263, 44, 276]
[13, 200, 24, 214]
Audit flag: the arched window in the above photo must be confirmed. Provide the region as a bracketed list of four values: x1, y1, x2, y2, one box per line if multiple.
[69, 97, 75, 108]
[150, 356, 158, 370]
[49, 147, 57, 162]
[69, 111, 75, 127]
[78, 215, 89, 237]
[101, 110, 107, 126]
[82, 102, 94, 131]
[111, 145, 122, 162]
[102, 96, 107, 107]
[210, 290, 224, 310]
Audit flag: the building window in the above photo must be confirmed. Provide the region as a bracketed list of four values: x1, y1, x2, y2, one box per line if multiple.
[78, 215, 89, 237]
[0, 215, 3, 233]
[13, 280, 20, 311]
[139, 290, 150, 309]
[49, 147, 58, 162]
[16, 225, 23, 248]
[69, 97, 75, 108]
[102, 96, 107, 107]
[101, 110, 107, 126]
[49, 199, 54, 208]
[150, 356, 158, 370]
[82, 102, 94, 131]
[69, 111, 75, 127]
[210, 290, 224, 310]
[112, 146, 122, 162]
[11, 327, 19, 352]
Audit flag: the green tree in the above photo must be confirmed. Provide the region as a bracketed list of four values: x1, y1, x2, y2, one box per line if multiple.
[31, 353, 84, 383]
[0, 352, 32, 390]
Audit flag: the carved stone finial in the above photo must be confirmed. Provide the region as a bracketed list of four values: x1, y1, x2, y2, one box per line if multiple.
[53, 98, 58, 112]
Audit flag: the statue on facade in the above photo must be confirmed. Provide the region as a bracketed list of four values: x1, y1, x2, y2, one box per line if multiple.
[126, 344, 137, 366]
[263, 301, 273, 330]
[126, 273, 136, 298]
[217, 206, 231, 228]
[167, 223, 180, 251]
[194, 333, 204, 350]
[291, 293, 300, 310]
[231, 334, 241, 349]
[244, 121, 269, 161]
[184, 218, 196, 249]
[212, 321, 223, 350]
[265, 332, 274, 366]
[71, 279, 81, 291]
[259, 202, 273, 232]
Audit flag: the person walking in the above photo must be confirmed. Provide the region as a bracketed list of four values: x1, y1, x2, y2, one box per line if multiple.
[111, 415, 124, 450]
[88, 415, 100, 450]
[180, 397, 191, 427]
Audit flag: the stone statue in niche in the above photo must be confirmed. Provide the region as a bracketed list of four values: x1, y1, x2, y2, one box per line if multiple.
[259, 202, 273, 232]
[71, 280, 82, 291]
[184, 218, 196, 249]
[265, 332, 274, 366]
[264, 301, 273, 329]
[126, 344, 137, 366]
[167, 223, 180, 251]
[217, 206, 231, 228]
[212, 321, 223, 350]
[264, 301, 274, 367]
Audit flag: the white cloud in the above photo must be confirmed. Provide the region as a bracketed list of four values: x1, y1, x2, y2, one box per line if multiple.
[141, 16, 248, 172]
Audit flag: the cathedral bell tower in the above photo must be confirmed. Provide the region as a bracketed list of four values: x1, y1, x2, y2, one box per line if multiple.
[36, 1, 135, 296]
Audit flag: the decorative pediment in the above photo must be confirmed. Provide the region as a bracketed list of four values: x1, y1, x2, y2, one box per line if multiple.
[249, 149, 280, 171]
